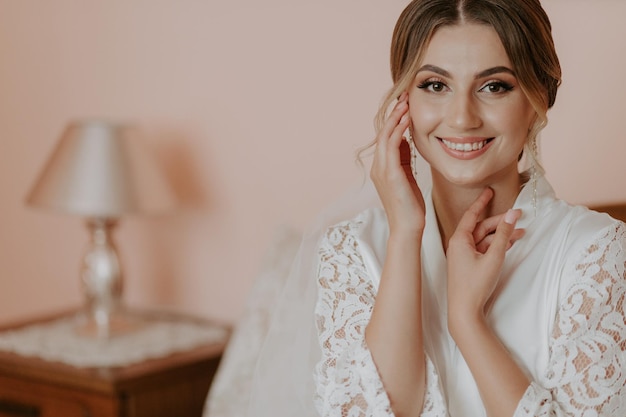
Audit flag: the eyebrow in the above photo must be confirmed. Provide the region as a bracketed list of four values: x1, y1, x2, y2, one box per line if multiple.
[417, 64, 515, 79]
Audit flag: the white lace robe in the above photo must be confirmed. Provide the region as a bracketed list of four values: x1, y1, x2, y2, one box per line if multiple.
[313, 177, 626, 417]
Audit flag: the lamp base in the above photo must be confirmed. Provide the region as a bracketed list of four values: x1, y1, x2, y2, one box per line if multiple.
[78, 218, 133, 339]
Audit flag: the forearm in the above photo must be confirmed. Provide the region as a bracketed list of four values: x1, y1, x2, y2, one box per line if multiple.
[366, 233, 425, 417]
[449, 313, 529, 417]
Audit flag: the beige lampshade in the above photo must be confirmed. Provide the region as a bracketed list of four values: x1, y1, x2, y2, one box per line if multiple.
[26, 120, 176, 217]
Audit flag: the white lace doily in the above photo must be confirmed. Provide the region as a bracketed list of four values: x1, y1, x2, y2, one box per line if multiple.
[0, 313, 229, 368]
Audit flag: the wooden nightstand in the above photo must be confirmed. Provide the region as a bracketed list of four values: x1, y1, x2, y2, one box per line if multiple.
[0, 310, 229, 417]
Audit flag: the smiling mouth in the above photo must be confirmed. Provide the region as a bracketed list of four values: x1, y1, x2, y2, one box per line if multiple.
[440, 138, 494, 152]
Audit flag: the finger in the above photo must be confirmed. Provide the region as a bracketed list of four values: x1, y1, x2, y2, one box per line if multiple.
[507, 228, 526, 247]
[475, 227, 525, 253]
[378, 93, 409, 144]
[387, 109, 410, 150]
[373, 95, 409, 170]
[474, 208, 523, 243]
[456, 188, 494, 236]
[385, 111, 411, 172]
[486, 209, 521, 258]
[472, 214, 503, 243]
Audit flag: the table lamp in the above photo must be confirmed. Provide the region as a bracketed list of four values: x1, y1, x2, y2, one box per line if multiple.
[26, 120, 176, 338]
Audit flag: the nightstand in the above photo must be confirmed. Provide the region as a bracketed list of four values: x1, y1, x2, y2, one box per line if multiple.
[0, 309, 230, 417]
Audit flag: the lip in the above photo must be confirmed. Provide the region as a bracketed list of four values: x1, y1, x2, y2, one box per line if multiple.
[437, 136, 494, 160]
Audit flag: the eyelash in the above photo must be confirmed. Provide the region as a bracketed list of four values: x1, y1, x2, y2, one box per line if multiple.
[417, 78, 446, 92]
[482, 81, 514, 93]
[416, 79, 515, 93]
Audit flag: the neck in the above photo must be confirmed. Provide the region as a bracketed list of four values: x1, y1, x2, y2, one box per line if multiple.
[431, 171, 523, 251]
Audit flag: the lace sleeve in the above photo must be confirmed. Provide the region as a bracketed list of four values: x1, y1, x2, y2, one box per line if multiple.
[515, 223, 626, 416]
[313, 218, 447, 417]
[313, 219, 394, 416]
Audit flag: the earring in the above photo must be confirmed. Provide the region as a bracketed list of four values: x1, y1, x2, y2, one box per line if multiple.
[528, 138, 539, 217]
[531, 163, 538, 218]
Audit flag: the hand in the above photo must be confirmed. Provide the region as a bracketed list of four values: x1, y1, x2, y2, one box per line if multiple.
[446, 188, 523, 323]
[473, 212, 525, 254]
[370, 92, 425, 236]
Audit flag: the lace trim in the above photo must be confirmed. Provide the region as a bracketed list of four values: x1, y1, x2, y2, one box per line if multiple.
[422, 358, 447, 417]
[315, 216, 626, 417]
[515, 222, 626, 416]
[0, 313, 228, 368]
[314, 218, 392, 416]
[314, 217, 445, 417]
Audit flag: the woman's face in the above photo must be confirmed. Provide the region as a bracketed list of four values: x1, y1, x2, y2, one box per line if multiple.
[408, 23, 536, 188]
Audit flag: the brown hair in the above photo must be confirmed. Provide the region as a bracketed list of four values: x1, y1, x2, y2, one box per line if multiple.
[365, 0, 561, 169]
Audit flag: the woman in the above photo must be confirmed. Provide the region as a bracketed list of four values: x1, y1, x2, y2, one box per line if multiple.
[313, 0, 626, 416]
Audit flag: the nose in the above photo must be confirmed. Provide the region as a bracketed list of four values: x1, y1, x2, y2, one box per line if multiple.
[445, 92, 482, 130]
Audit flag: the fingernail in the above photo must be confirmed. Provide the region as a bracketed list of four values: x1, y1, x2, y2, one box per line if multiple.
[400, 114, 408, 124]
[504, 209, 517, 224]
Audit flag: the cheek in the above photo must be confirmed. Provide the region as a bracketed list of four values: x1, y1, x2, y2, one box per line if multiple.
[484, 103, 533, 138]
[408, 100, 441, 133]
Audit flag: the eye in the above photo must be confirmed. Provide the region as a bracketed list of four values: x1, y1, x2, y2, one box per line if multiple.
[479, 81, 514, 94]
[430, 82, 445, 92]
[417, 80, 449, 93]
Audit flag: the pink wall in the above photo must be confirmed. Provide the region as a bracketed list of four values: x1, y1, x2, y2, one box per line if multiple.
[1, 1, 625, 326]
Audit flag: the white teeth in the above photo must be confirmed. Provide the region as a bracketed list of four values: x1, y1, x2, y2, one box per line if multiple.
[442, 139, 488, 152]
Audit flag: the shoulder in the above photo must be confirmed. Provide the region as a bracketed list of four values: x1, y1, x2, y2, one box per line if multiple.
[316, 208, 386, 296]
[551, 213, 626, 360]
[570, 213, 626, 274]
[316, 207, 386, 281]
[567, 210, 626, 280]
[556, 203, 625, 257]
[320, 207, 387, 252]
[549, 202, 626, 301]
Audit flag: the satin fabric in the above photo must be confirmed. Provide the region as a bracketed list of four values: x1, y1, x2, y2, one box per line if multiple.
[247, 174, 619, 416]
[352, 175, 615, 416]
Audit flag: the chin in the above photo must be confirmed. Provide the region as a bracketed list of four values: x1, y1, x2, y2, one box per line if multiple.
[430, 158, 519, 189]
[446, 176, 486, 188]
[437, 169, 488, 188]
